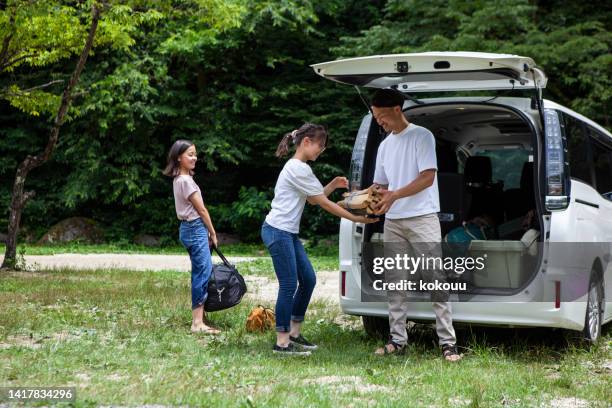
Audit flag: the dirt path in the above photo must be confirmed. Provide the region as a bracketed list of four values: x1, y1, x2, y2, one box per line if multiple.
[0, 253, 340, 303]
[243, 271, 339, 304]
[0, 253, 258, 272]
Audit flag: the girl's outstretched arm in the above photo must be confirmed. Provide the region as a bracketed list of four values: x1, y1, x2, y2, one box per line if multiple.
[307, 194, 378, 224]
[323, 176, 349, 197]
[189, 193, 218, 248]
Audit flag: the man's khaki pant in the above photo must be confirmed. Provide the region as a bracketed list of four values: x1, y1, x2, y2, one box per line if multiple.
[384, 213, 456, 346]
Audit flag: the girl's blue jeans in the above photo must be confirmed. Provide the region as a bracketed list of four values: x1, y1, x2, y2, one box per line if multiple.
[261, 222, 316, 332]
[179, 218, 212, 310]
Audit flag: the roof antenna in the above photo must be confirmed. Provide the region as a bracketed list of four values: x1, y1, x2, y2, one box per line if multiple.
[354, 86, 373, 114]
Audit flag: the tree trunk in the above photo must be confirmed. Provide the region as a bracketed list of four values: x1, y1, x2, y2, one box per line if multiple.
[1, 3, 101, 270]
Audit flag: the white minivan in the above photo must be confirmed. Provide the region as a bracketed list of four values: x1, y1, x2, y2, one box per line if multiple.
[311, 52, 612, 341]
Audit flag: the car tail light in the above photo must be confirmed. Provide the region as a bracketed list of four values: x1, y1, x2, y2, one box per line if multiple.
[544, 109, 570, 210]
[341, 271, 346, 297]
[555, 281, 561, 309]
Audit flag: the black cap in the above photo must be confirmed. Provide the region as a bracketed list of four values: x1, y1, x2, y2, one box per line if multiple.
[371, 88, 405, 108]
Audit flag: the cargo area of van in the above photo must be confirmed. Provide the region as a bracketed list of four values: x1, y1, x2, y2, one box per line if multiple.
[360, 100, 544, 293]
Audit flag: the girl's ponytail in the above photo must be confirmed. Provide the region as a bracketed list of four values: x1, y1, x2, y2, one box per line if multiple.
[275, 125, 327, 158]
[275, 130, 296, 158]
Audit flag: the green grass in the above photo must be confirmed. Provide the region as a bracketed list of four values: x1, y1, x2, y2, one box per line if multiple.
[0, 241, 339, 258]
[0, 268, 610, 407]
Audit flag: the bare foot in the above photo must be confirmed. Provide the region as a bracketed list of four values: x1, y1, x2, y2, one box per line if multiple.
[191, 324, 221, 334]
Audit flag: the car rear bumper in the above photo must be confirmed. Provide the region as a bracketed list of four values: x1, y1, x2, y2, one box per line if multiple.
[339, 297, 586, 331]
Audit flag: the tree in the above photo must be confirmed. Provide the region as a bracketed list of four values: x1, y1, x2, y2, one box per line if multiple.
[0, 1, 163, 253]
[1, 2, 103, 269]
[0, 0, 244, 267]
[0, 1, 162, 116]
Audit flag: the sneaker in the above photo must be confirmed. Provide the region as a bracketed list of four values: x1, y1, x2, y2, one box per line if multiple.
[289, 334, 318, 350]
[272, 343, 311, 356]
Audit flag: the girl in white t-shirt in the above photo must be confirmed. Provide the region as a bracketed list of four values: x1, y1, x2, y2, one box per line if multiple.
[262, 123, 377, 355]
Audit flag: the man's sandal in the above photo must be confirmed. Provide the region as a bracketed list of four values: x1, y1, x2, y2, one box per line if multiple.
[374, 340, 406, 356]
[442, 343, 462, 361]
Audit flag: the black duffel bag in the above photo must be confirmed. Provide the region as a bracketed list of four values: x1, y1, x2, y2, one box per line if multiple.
[204, 246, 247, 312]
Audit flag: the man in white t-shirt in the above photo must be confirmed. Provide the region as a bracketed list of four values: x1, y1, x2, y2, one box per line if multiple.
[370, 88, 461, 361]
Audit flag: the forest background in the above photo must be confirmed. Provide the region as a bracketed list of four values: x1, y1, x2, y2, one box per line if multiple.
[1, 0, 609, 246]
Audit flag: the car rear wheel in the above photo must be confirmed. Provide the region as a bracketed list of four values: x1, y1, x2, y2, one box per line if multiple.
[583, 271, 604, 343]
[362, 316, 390, 339]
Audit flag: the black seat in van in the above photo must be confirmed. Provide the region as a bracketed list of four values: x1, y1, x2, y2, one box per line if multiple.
[437, 173, 465, 234]
[504, 161, 535, 221]
[435, 142, 464, 234]
[464, 156, 504, 225]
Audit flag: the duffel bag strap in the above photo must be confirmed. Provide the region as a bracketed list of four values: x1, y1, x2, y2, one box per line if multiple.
[212, 245, 233, 268]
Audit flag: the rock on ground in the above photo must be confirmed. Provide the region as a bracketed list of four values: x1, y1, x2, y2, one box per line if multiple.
[38, 217, 105, 244]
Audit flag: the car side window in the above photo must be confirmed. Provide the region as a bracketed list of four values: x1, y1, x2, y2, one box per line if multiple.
[561, 112, 593, 186]
[588, 126, 612, 200]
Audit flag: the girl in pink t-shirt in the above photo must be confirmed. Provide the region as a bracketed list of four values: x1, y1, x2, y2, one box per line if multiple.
[164, 140, 219, 334]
